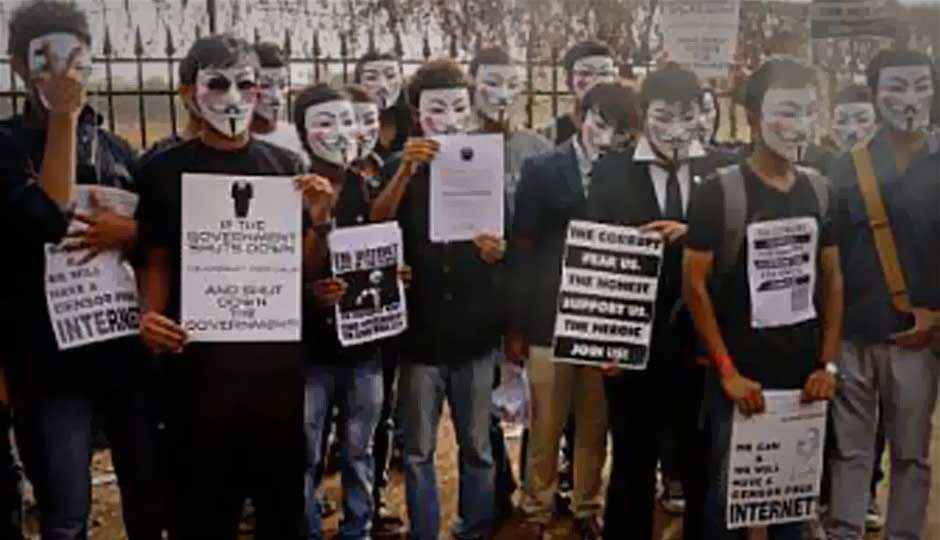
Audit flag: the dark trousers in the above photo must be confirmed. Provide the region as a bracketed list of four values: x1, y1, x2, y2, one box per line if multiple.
[168, 367, 304, 540]
[13, 345, 162, 540]
[603, 361, 707, 540]
[372, 345, 399, 503]
[0, 405, 23, 540]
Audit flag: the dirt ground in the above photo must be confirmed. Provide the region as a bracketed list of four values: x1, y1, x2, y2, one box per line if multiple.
[24, 404, 940, 540]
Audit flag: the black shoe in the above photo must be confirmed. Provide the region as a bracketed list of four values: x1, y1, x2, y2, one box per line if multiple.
[575, 516, 603, 540]
[494, 496, 514, 530]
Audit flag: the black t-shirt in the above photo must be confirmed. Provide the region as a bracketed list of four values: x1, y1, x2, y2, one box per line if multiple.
[136, 138, 305, 374]
[686, 163, 836, 389]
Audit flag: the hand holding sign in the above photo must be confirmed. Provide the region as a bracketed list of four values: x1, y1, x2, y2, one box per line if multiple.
[36, 42, 86, 117]
[398, 138, 441, 178]
[294, 174, 335, 222]
[473, 232, 506, 264]
[140, 310, 187, 355]
[640, 220, 689, 244]
[312, 277, 348, 308]
[722, 372, 765, 416]
[801, 369, 836, 403]
[64, 191, 137, 263]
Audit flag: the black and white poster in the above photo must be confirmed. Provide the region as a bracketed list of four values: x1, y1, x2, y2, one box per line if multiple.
[747, 217, 818, 329]
[552, 220, 664, 369]
[811, 0, 894, 39]
[328, 222, 407, 347]
[660, 0, 741, 80]
[45, 186, 140, 350]
[181, 174, 302, 342]
[727, 390, 827, 529]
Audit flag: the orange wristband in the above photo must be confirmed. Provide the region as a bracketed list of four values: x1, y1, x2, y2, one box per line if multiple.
[713, 353, 736, 379]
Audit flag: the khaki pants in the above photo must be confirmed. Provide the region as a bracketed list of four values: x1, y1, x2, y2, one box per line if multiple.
[522, 346, 608, 522]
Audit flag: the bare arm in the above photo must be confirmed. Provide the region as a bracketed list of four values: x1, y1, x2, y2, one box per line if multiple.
[37, 112, 78, 208]
[682, 248, 730, 361]
[370, 165, 413, 222]
[138, 246, 171, 315]
[818, 246, 843, 364]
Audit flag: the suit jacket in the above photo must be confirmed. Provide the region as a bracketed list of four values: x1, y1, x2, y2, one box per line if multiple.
[586, 149, 722, 367]
[510, 138, 587, 346]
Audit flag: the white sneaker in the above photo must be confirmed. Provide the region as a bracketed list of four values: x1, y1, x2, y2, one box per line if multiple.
[865, 498, 885, 532]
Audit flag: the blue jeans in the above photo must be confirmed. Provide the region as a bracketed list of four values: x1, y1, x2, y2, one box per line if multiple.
[702, 372, 803, 540]
[400, 351, 497, 540]
[303, 354, 383, 540]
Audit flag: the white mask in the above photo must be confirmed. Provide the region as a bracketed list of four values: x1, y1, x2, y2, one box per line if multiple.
[354, 101, 380, 159]
[418, 88, 471, 136]
[304, 99, 358, 167]
[473, 64, 524, 122]
[570, 55, 617, 101]
[360, 60, 402, 110]
[255, 67, 288, 122]
[580, 108, 615, 164]
[760, 87, 818, 163]
[832, 102, 877, 152]
[28, 32, 92, 109]
[876, 65, 934, 134]
[646, 99, 701, 162]
[699, 90, 718, 144]
[195, 67, 258, 138]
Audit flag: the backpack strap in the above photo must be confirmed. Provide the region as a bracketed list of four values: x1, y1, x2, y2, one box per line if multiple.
[716, 165, 747, 275]
[850, 146, 913, 313]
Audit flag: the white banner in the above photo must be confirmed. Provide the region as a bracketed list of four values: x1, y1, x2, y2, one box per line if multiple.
[181, 174, 302, 342]
[552, 221, 664, 369]
[747, 217, 818, 329]
[328, 222, 407, 347]
[727, 390, 827, 529]
[45, 185, 140, 350]
[660, 0, 741, 80]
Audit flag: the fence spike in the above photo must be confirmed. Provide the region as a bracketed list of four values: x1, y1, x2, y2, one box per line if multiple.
[134, 26, 144, 57]
[165, 25, 176, 57]
[254, 28, 260, 46]
[340, 33, 348, 58]
[284, 28, 292, 57]
[394, 32, 404, 58]
[313, 31, 321, 59]
[367, 28, 376, 54]
[103, 26, 113, 56]
[195, 25, 202, 41]
[422, 34, 431, 60]
[450, 33, 459, 59]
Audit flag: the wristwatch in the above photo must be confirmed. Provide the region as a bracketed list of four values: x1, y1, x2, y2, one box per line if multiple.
[823, 362, 839, 377]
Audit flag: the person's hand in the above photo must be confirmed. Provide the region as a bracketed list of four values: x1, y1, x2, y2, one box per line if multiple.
[37, 43, 86, 118]
[801, 368, 836, 403]
[397, 138, 440, 178]
[505, 330, 529, 366]
[312, 277, 348, 308]
[62, 192, 137, 263]
[640, 220, 689, 244]
[140, 311, 187, 356]
[295, 174, 335, 222]
[473, 233, 506, 264]
[599, 359, 622, 378]
[721, 372, 765, 416]
[398, 264, 412, 289]
[890, 308, 938, 350]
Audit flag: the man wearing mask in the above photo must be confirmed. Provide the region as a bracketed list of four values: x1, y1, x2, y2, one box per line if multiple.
[587, 66, 713, 540]
[135, 35, 328, 539]
[2, 1, 161, 538]
[511, 82, 637, 539]
[371, 59, 506, 540]
[355, 51, 412, 159]
[540, 40, 618, 146]
[683, 58, 843, 540]
[826, 49, 940, 540]
[251, 42, 308, 165]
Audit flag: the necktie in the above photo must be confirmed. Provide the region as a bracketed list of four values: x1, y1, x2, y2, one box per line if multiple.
[664, 165, 683, 220]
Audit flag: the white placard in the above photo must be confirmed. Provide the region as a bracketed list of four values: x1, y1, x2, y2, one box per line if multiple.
[660, 0, 741, 80]
[328, 222, 408, 347]
[429, 133, 504, 243]
[552, 220, 664, 369]
[181, 174, 302, 342]
[747, 217, 818, 329]
[45, 185, 140, 350]
[727, 390, 827, 529]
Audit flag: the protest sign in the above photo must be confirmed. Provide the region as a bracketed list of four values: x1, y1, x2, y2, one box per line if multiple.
[727, 390, 827, 529]
[660, 0, 741, 80]
[811, 0, 894, 39]
[45, 186, 140, 350]
[747, 217, 818, 329]
[181, 174, 302, 342]
[328, 222, 407, 347]
[552, 220, 664, 369]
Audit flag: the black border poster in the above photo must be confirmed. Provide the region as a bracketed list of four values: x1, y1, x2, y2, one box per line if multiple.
[552, 220, 664, 369]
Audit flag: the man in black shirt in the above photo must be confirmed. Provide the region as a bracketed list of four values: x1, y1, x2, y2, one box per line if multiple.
[3, 2, 161, 538]
[135, 35, 327, 540]
[371, 59, 505, 540]
[683, 58, 842, 540]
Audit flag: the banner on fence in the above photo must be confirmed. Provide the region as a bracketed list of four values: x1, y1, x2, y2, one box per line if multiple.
[660, 0, 742, 80]
[811, 0, 894, 39]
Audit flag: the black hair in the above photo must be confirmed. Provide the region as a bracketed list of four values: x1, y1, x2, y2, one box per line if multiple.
[640, 65, 700, 111]
[354, 51, 399, 84]
[406, 58, 470, 110]
[744, 58, 817, 117]
[866, 49, 935, 94]
[579, 82, 639, 133]
[701, 87, 721, 144]
[8, 0, 90, 60]
[470, 47, 512, 78]
[345, 83, 375, 105]
[179, 35, 258, 86]
[562, 40, 614, 76]
[833, 84, 872, 107]
[293, 83, 351, 155]
[255, 41, 286, 69]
